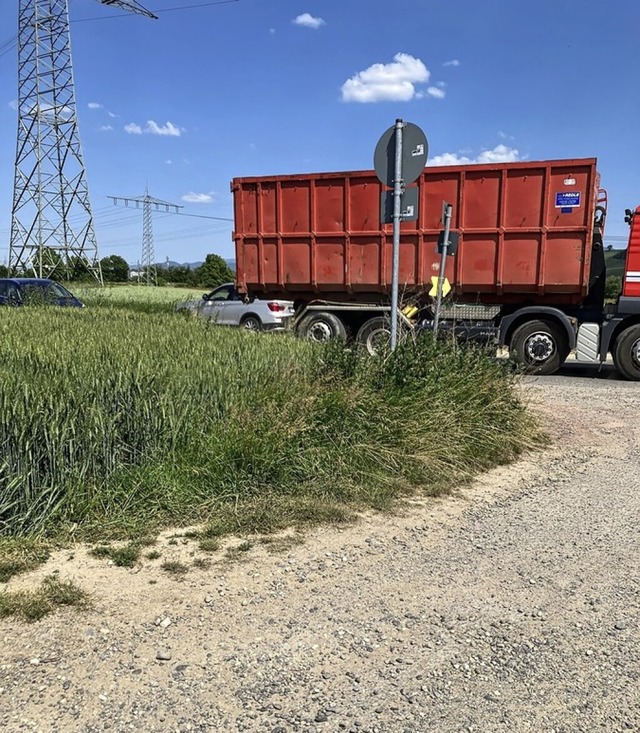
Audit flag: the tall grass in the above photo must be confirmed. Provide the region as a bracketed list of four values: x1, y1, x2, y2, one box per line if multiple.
[0, 307, 543, 541]
[73, 284, 207, 314]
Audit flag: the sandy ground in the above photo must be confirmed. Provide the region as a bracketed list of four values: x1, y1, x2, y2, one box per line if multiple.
[1, 372, 639, 733]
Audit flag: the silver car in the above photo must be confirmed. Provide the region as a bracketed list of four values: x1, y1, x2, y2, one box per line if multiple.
[176, 282, 294, 331]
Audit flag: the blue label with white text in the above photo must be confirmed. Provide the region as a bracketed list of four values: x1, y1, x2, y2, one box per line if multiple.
[555, 192, 581, 208]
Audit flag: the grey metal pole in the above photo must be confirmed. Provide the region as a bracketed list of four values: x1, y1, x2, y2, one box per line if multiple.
[390, 119, 404, 351]
[433, 203, 453, 335]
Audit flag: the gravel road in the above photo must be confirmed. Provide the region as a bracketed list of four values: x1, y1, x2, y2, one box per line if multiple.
[1, 373, 639, 733]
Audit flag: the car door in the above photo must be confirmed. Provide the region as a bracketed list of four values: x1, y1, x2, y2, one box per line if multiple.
[200, 284, 236, 325]
[218, 285, 247, 326]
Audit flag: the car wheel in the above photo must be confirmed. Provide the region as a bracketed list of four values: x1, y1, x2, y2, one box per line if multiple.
[613, 325, 640, 381]
[241, 315, 262, 332]
[510, 320, 568, 375]
[296, 312, 347, 342]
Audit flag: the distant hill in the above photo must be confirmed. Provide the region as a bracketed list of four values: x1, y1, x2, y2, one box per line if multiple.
[605, 248, 627, 278]
[156, 259, 235, 271]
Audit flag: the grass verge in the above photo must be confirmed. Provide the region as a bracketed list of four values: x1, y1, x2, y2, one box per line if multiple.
[0, 307, 545, 576]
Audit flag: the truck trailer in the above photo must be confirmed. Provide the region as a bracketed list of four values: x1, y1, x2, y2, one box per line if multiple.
[232, 158, 640, 380]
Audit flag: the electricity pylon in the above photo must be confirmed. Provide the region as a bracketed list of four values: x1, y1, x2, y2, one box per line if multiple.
[108, 189, 182, 285]
[9, 0, 156, 284]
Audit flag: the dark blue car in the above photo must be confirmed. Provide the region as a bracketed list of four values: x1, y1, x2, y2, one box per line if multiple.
[0, 278, 84, 308]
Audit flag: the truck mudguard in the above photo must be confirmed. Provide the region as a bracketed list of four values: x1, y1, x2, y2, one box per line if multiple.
[498, 307, 577, 349]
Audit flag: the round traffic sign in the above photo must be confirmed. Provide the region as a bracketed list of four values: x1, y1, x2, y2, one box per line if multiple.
[374, 121, 429, 187]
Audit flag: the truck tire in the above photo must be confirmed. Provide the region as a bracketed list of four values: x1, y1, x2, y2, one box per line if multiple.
[613, 325, 640, 381]
[510, 320, 568, 375]
[356, 316, 393, 355]
[296, 312, 347, 342]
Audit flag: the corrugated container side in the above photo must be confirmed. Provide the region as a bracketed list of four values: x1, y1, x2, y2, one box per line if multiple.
[233, 158, 599, 304]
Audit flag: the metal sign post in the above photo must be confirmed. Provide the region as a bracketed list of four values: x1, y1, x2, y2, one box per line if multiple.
[374, 120, 429, 350]
[390, 120, 404, 350]
[433, 202, 453, 335]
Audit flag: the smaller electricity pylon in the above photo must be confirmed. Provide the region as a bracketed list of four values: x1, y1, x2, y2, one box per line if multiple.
[108, 189, 182, 285]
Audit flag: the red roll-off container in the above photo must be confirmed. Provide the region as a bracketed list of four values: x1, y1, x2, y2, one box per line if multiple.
[232, 158, 601, 305]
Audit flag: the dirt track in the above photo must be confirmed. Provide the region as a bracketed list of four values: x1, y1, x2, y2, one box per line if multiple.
[1, 372, 639, 733]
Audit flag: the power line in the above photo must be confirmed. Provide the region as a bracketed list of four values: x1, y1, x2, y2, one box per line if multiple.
[0, 1, 240, 59]
[76, 0, 240, 21]
[172, 211, 233, 222]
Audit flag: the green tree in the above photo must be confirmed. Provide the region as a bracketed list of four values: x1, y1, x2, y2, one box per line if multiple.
[101, 255, 130, 282]
[194, 254, 234, 289]
[605, 275, 622, 301]
[67, 256, 93, 282]
[32, 247, 65, 279]
[163, 265, 197, 287]
[0, 264, 8, 278]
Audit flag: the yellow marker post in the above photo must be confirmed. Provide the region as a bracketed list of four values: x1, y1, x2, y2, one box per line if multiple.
[429, 276, 451, 298]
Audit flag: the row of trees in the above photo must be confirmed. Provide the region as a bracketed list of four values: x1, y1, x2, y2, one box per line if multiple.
[0, 250, 235, 290]
[157, 254, 235, 289]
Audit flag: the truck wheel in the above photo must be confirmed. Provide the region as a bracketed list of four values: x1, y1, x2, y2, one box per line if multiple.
[240, 314, 262, 331]
[356, 317, 393, 355]
[613, 325, 640, 381]
[510, 320, 568, 375]
[296, 312, 347, 342]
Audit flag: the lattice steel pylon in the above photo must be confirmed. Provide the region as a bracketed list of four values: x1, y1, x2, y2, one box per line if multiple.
[108, 189, 182, 285]
[9, 0, 156, 283]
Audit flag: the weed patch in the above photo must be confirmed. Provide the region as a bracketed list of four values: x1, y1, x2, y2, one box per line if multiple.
[89, 543, 141, 568]
[0, 576, 88, 622]
[160, 560, 189, 577]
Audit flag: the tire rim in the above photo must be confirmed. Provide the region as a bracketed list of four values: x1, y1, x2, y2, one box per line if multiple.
[524, 332, 555, 363]
[632, 338, 640, 369]
[307, 321, 333, 342]
[365, 327, 390, 355]
[242, 319, 259, 331]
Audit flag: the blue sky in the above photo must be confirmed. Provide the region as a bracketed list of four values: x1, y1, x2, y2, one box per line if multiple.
[1, 0, 639, 265]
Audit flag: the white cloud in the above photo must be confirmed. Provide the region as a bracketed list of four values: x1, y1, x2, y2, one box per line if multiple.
[88, 102, 103, 110]
[443, 59, 460, 67]
[341, 53, 431, 103]
[108, 111, 117, 118]
[99, 125, 113, 132]
[428, 144, 521, 166]
[8, 100, 17, 110]
[426, 86, 446, 99]
[182, 192, 214, 204]
[124, 120, 182, 137]
[476, 144, 520, 164]
[165, 159, 173, 165]
[145, 120, 182, 137]
[269, 27, 276, 34]
[293, 13, 325, 29]
[428, 152, 472, 166]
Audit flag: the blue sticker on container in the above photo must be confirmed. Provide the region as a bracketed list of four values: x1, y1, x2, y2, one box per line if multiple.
[555, 192, 581, 208]
[560, 207, 573, 214]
